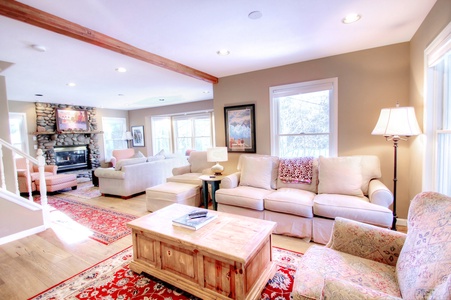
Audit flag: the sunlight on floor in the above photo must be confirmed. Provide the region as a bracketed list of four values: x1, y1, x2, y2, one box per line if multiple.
[50, 211, 93, 244]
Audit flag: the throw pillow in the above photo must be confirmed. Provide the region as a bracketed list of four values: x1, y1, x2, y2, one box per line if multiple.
[133, 151, 145, 158]
[115, 157, 147, 171]
[239, 156, 273, 190]
[318, 156, 363, 196]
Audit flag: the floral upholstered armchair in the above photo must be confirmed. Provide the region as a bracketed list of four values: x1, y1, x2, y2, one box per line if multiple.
[291, 191, 451, 299]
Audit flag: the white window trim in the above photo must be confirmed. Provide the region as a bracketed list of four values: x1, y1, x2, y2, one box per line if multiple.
[269, 77, 338, 157]
[9, 112, 29, 155]
[423, 21, 451, 192]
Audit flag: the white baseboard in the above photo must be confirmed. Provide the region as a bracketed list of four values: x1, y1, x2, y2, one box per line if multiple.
[397, 218, 407, 227]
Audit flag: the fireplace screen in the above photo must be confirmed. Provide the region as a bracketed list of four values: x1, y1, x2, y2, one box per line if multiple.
[54, 146, 88, 171]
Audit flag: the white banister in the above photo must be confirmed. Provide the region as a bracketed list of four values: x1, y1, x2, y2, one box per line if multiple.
[0, 138, 50, 228]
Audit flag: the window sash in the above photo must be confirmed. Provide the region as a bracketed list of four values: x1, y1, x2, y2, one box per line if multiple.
[270, 78, 338, 158]
[102, 117, 127, 162]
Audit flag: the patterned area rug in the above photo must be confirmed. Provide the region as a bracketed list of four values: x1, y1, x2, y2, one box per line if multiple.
[35, 195, 138, 245]
[29, 246, 303, 300]
[61, 181, 102, 199]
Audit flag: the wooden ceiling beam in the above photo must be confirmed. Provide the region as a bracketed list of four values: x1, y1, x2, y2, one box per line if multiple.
[0, 0, 218, 84]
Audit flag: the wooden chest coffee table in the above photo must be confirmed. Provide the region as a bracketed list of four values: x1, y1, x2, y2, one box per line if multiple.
[127, 203, 277, 300]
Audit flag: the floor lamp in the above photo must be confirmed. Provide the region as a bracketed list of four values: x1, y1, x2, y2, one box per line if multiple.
[372, 104, 421, 230]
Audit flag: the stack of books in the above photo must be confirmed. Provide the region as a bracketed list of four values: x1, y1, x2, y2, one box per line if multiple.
[172, 209, 217, 230]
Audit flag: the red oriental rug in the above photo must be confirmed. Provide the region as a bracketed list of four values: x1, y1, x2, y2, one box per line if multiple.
[35, 195, 138, 245]
[28, 246, 303, 300]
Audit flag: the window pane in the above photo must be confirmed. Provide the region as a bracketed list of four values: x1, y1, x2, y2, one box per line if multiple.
[271, 79, 336, 158]
[152, 117, 171, 154]
[102, 117, 127, 162]
[437, 133, 451, 195]
[278, 90, 330, 134]
[278, 135, 329, 158]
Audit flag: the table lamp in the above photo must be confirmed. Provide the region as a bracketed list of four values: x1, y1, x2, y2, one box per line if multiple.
[207, 147, 228, 175]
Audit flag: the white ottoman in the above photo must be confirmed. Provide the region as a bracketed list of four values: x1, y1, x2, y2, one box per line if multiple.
[146, 182, 201, 212]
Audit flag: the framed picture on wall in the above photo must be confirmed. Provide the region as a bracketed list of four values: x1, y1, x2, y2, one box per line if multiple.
[131, 125, 145, 147]
[224, 104, 256, 153]
[55, 108, 89, 132]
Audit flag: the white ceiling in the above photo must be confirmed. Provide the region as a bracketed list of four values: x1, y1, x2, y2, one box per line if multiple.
[0, 0, 437, 110]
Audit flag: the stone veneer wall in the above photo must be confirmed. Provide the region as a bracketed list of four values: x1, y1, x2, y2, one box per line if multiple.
[35, 102, 100, 169]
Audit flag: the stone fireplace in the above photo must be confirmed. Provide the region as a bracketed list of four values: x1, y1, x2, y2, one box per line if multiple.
[34, 102, 101, 171]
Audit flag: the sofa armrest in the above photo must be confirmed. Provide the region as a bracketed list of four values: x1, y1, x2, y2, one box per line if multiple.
[326, 217, 406, 267]
[94, 168, 125, 180]
[172, 165, 191, 176]
[220, 172, 240, 189]
[368, 179, 393, 207]
[322, 277, 402, 300]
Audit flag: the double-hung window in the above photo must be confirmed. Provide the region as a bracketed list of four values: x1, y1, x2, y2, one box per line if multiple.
[151, 112, 213, 155]
[102, 117, 127, 162]
[424, 22, 451, 196]
[9, 112, 29, 155]
[270, 78, 338, 158]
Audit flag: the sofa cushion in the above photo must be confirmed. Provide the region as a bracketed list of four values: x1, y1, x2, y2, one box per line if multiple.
[359, 155, 382, 195]
[318, 156, 363, 196]
[238, 155, 279, 189]
[166, 173, 203, 186]
[314, 194, 393, 227]
[239, 155, 273, 190]
[115, 157, 147, 171]
[264, 188, 315, 218]
[188, 151, 213, 173]
[215, 186, 273, 211]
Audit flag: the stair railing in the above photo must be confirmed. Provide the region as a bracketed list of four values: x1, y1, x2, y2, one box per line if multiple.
[0, 138, 49, 227]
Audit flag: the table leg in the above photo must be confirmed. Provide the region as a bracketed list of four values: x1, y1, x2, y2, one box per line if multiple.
[202, 180, 209, 208]
[211, 181, 220, 211]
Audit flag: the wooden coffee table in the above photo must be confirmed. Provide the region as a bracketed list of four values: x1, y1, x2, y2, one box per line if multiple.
[127, 203, 277, 300]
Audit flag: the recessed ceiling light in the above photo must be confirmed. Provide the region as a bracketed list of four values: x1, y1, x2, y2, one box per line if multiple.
[248, 11, 262, 20]
[35, 93, 43, 97]
[115, 67, 127, 73]
[67, 82, 76, 87]
[342, 13, 361, 24]
[217, 49, 230, 56]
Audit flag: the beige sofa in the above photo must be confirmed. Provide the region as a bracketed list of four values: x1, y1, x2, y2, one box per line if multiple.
[95, 154, 187, 198]
[216, 154, 393, 244]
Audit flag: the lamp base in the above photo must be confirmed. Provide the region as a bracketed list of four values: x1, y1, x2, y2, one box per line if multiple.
[211, 163, 224, 175]
[392, 214, 397, 231]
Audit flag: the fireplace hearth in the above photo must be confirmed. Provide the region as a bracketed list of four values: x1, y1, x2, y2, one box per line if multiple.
[54, 146, 89, 171]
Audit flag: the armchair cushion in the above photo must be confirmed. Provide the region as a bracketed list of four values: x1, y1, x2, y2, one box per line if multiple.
[291, 245, 401, 300]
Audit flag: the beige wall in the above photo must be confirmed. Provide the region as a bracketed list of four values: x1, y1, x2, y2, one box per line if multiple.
[128, 100, 213, 156]
[409, 0, 451, 206]
[214, 43, 412, 218]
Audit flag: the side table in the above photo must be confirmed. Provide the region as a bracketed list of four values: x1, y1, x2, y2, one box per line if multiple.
[199, 175, 223, 210]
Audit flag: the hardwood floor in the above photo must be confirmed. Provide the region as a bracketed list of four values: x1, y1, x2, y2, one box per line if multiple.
[0, 188, 405, 299]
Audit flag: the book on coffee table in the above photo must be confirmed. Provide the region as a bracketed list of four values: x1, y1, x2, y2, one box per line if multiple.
[172, 211, 217, 230]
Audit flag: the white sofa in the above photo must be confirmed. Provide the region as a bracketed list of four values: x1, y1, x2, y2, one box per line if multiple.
[95, 154, 187, 198]
[216, 154, 393, 244]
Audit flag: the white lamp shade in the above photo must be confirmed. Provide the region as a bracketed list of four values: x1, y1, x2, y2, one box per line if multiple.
[124, 131, 133, 140]
[372, 106, 422, 137]
[207, 147, 228, 162]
